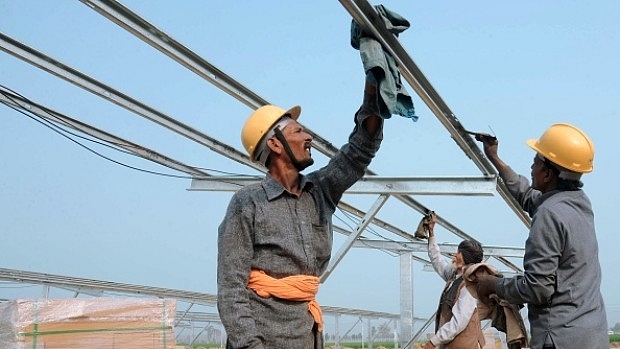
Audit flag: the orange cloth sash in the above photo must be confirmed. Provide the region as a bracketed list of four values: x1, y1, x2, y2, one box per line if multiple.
[248, 269, 323, 332]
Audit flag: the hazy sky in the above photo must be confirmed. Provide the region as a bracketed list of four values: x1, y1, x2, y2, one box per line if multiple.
[1, 0, 619, 331]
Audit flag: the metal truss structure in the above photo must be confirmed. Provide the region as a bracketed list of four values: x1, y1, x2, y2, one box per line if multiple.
[0, 0, 530, 347]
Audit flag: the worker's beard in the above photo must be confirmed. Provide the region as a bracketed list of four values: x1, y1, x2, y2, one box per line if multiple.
[294, 157, 314, 171]
[451, 260, 458, 270]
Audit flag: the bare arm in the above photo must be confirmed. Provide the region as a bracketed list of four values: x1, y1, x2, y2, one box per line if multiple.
[360, 78, 382, 136]
[363, 114, 381, 137]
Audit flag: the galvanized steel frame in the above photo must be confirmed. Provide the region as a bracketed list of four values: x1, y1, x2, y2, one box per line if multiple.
[0, 0, 532, 346]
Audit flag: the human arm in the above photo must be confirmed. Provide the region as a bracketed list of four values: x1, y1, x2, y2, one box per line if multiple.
[217, 193, 265, 349]
[426, 212, 456, 281]
[310, 79, 384, 208]
[495, 207, 559, 305]
[359, 76, 383, 137]
[428, 235, 456, 282]
[476, 134, 542, 215]
[476, 133, 509, 174]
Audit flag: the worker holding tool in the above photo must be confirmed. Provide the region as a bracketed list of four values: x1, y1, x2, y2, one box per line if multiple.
[216, 70, 385, 349]
[420, 211, 486, 349]
[474, 124, 608, 349]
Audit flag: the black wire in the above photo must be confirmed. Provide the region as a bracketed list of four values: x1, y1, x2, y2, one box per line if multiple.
[0, 84, 253, 181]
[1, 85, 411, 248]
[335, 207, 399, 257]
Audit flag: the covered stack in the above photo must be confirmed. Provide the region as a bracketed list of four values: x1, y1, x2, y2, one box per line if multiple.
[0, 298, 176, 349]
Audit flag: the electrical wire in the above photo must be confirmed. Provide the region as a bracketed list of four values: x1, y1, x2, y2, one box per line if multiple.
[3, 85, 410, 257]
[335, 206, 400, 257]
[0, 84, 253, 180]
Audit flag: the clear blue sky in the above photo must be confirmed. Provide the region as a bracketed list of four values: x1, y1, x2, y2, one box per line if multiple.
[1, 0, 619, 329]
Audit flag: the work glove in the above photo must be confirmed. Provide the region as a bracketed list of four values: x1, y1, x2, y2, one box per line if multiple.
[414, 211, 436, 239]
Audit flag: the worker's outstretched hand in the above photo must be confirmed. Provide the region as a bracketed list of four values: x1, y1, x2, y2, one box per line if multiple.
[427, 211, 437, 238]
[475, 133, 499, 160]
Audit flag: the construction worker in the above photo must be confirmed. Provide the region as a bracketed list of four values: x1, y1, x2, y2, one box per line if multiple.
[421, 212, 486, 349]
[474, 123, 608, 349]
[216, 72, 384, 349]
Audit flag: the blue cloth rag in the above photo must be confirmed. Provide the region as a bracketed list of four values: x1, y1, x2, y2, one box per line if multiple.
[351, 4, 417, 121]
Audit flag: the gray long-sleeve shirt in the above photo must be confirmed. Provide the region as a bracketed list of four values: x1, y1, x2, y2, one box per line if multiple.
[217, 119, 382, 349]
[495, 166, 608, 349]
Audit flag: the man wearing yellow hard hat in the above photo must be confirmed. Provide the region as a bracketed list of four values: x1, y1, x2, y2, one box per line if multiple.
[217, 70, 384, 349]
[475, 124, 608, 349]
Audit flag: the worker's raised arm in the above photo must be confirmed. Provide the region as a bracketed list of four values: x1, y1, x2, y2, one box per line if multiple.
[476, 134, 508, 174]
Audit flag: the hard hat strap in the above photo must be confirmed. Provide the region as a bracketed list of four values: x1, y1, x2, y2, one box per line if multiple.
[274, 126, 306, 171]
[255, 116, 294, 166]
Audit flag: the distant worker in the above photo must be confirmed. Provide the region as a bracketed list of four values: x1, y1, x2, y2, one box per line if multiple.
[421, 211, 486, 349]
[217, 70, 385, 349]
[474, 123, 608, 349]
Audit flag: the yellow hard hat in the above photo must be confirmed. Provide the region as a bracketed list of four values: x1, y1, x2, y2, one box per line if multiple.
[241, 104, 301, 162]
[526, 123, 594, 173]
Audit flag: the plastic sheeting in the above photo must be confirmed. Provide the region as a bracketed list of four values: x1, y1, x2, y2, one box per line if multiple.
[0, 298, 176, 349]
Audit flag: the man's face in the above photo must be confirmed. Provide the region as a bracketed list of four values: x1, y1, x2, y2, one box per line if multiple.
[451, 251, 465, 269]
[279, 120, 314, 170]
[530, 154, 551, 190]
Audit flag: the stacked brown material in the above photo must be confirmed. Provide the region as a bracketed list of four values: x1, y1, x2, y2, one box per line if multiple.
[0, 298, 176, 349]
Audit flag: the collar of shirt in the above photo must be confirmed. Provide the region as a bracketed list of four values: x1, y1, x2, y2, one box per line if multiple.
[533, 188, 562, 208]
[263, 173, 315, 200]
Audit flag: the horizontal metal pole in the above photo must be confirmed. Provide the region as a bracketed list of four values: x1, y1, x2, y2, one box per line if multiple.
[189, 175, 497, 196]
[353, 239, 525, 258]
[0, 267, 218, 305]
[0, 89, 210, 178]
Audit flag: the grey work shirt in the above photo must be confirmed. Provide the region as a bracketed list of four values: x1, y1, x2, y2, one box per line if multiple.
[217, 120, 382, 349]
[495, 166, 608, 349]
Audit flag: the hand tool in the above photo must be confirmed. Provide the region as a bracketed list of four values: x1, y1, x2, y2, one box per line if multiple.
[464, 129, 497, 141]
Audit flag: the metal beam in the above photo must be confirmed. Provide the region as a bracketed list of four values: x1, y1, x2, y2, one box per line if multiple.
[0, 267, 218, 305]
[0, 32, 428, 264]
[2, 30, 523, 277]
[353, 239, 525, 258]
[79, 2, 264, 111]
[400, 253, 414, 343]
[0, 89, 212, 178]
[0, 32, 262, 174]
[3, 1, 528, 296]
[79, 0, 339, 160]
[338, 0, 530, 229]
[76, 1, 522, 273]
[322, 195, 390, 282]
[189, 175, 497, 196]
[0, 267, 408, 322]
